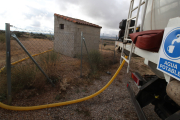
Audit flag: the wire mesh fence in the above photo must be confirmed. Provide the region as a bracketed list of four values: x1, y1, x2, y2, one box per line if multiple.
[0, 25, 57, 102]
[100, 37, 120, 65]
[0, 24, 121, 104]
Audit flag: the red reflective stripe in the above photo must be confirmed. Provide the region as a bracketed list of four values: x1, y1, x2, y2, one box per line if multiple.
[131, 73, 139, 86]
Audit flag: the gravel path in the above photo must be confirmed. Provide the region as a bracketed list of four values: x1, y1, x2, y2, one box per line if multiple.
[0, 57, 161, 120]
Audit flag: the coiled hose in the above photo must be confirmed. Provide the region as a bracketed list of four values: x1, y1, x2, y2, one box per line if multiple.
[0, 56, 127, 111]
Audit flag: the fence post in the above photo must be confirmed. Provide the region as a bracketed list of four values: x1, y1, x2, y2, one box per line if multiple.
[83, 37, 93, 70]
[5, 23, 12, 104]
[80, 32, 83, 77]
[11, 34, 54, 87]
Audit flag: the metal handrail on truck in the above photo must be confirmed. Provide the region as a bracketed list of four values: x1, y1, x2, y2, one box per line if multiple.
[120, 0, 147, 73]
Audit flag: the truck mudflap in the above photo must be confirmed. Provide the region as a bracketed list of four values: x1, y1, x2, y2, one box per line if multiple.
[127, 73, 180, 120]
[127, 83, 147, 120]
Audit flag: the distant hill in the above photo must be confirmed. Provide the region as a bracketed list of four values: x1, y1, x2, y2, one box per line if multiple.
[0, 30, 5, 33]
[100, 36, 117, 40]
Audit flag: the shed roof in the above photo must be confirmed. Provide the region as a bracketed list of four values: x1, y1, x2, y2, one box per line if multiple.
[54, 13, 102, 28]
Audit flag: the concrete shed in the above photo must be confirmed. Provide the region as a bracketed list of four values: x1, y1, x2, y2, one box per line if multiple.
[54, 13, 102, 57]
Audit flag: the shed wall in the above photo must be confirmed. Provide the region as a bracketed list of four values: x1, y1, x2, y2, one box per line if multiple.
[54, 15, 101, 57]
[54, 15, 75, 57]
[74, 24, 100, 56]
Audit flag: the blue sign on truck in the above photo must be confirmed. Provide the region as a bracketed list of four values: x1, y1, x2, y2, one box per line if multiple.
[157, 27, 180, 80]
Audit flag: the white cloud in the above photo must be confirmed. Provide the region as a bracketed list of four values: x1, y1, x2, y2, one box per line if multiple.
[0, 0, 141, 36]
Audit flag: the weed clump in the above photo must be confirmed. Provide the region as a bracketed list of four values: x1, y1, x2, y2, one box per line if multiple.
[88, 50, 103, 73]
[0, 64, 36, 98]
[39, 51, 60, 64]
[0, 51, 62, 100]
[11, 65, 36, 93]
[75, 106, 91, 117]
[0, 33, 5, 43]
[38, 51, 61, 82]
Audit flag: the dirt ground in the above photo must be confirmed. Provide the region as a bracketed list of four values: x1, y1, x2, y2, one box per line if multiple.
[0, 47, 160, 120]
[99, 40, 115, 51]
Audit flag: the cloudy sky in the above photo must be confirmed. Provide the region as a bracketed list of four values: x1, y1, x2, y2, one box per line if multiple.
[0, 0, 140, 36]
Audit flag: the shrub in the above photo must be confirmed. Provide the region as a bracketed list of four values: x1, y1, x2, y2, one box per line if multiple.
[16, 32, 23, 37]
[0, 72, 7, 96]
[46, 34, 54, 40]
[39, 51, 60, 64]
[55, 94, 61, 100]
[32, 33, 47, 39]
[37, 51, 61, 83]
[0, 93, 6, 102]
[0, 51, 62, 100]
[88, 50, 103, 73]
[0, 64, 36, 96]
[0, 33, 5, 43]
[0, 51, 63, 100]
[11, 64, 36, 93]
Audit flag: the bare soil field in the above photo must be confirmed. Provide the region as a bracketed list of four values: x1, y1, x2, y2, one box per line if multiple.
[0, 38, 53, 68]
[0, 47, 160, 120]
[99, 40, 115, 51]
[0, 38, 114, 68]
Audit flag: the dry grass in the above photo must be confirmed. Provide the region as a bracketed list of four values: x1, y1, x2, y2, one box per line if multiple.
[0, 34, 6, 66]
[0, 33, 5, 43]
[0, 47, 119, 103]
[37, 51, 61, 84]
[0, 37, 119, 104]
[11, 64, 36, 92]
[0, 38, 53, 68]
[0, 68, 7, 101]
[0, 64, 36, 99]
[26, 51, 64, 92]
[0, 43, 6, 52]
[75, 49, 120, 84]
[75, 105, 91, 117]
[88, 50, 103, 73]
[0, 51, 64, 99]
[99, 40, 115, 51]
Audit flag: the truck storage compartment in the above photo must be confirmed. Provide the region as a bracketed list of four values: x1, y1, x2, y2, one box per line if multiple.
[129, 30, 164, 52]
[118, 29, 125, 41]
[128, 73, 180, 119]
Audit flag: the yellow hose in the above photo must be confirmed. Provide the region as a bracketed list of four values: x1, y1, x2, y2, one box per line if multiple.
[0, 56, 127, 111]
[0, 49, 53, 73]
[11, 49, 53, 65]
